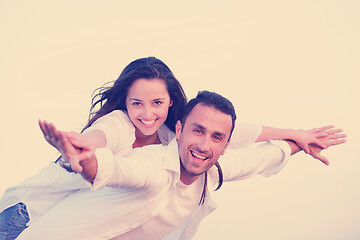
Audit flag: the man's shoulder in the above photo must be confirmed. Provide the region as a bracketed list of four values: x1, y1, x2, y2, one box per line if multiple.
[129, 139, 177, 156]
[115, 139, 178, 172]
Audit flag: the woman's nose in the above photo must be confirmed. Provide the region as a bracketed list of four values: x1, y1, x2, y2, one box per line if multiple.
[142, 105, 155, 119]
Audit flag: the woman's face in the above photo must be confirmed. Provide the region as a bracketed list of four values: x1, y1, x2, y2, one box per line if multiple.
[126, 78, 172, 137]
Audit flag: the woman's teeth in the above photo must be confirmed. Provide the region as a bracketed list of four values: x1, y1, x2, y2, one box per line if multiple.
[141, 119, 156, 125]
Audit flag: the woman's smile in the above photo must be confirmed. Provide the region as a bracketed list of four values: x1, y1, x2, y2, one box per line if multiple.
[139, 118, 158, 127]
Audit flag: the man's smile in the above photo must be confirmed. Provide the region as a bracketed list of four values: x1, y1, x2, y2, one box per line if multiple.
[190, 150, 209, 161]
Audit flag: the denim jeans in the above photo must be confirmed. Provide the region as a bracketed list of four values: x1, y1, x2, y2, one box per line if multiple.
[0, 202, 29, 240]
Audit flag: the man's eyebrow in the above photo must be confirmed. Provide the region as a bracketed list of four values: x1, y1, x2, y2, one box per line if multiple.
[191, 123, 227, 138]
[191, 123, 206, 130]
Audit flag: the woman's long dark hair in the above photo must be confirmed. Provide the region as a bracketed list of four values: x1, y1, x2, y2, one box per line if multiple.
[56, 57, 187, 170]
[83, 57, 187, 133]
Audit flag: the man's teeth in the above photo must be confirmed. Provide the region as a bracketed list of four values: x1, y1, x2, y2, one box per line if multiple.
[191, 151, 207, 160]
[141, 119, 156, 125]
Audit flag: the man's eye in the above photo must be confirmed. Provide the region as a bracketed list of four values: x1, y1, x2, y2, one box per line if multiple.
[213, 135, 222, 142]
[194, 129, 202, 134]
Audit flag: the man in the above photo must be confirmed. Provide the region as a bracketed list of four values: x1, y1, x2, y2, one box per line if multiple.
[17, 91, 345, 240]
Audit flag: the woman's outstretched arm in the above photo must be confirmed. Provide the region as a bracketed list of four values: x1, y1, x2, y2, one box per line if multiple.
[38, 120, 104, 173]
[284, 126, 347, 165]
[256, 125, 334, 153]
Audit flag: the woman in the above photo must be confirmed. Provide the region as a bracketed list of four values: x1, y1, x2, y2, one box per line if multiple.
[0, 57, 328, 240]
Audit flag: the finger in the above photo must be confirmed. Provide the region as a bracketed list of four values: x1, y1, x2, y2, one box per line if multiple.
[313, 131, 330, 138]
[38, 120, 46, 134]
[40, 120, 52, 138]
[48, 123, 61, 142]
[66, 136, 79, 148]
[303, 145, 310, 154]
[311, 151, 330, 165]
[38, 120, 51, 140]
[43, 121, 56, 141]
[47, 124, 58, 142]
[327, 139, 347, 147]
[60, 133, 83, 156]
[44, 121, 58, 143]
[63, 132, 81, 144]
[42, 120, 52, 135]
[66, 133, 91, 150]
[324, 128, 344, 135]
[309, 125, 335, 133]
[66, 136, 87, 149]
[78, 151, 94, 161]
[58, 131, 73, 149]
[62, 131, 74, 139]
[318, 125, 335, 131]
[69, 159, 83, 173]
[318, 155, 330, 165]
[328, 133, 347, 140]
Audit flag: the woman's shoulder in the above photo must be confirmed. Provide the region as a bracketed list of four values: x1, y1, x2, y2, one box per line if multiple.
[94, 110, 134, 130]
[157, 124, 176, 146]
[89, 110, 135, 154]
[104, 110, 130, 121]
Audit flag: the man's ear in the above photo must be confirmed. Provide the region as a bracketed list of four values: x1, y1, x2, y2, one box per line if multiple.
[175, 120, 182, 140]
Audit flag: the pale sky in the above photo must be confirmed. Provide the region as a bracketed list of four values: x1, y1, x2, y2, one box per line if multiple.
[0, 1, 359, 239]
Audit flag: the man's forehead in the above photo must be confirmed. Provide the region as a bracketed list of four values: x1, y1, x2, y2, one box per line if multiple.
[186, 104, 232, 134]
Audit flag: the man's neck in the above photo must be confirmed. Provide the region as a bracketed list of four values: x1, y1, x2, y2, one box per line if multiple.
[179, 163, 200, 185]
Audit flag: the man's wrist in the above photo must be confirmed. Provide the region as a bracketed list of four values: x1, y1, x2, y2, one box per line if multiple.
[80, 154, 98, 183]
[284, 140, 301, 155]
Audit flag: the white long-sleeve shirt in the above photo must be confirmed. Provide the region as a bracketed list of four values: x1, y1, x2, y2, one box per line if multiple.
[1, 110, 262, 239]
[17, 138, 290, 240]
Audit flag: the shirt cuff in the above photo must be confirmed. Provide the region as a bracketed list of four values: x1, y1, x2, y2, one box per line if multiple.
[260, 140, 292, 177]
[90, 147, 114, 190]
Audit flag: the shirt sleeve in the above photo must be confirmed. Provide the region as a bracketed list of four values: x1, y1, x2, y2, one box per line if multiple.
[90, 147, 115, 190]
[228, 122, 262, 149]
[83, 110, 136, 154]
[219, 140, 291, 182]
[91, 146, 166, 190]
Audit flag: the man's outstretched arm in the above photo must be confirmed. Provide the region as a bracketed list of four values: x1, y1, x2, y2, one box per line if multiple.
[79, 154, 98, 182]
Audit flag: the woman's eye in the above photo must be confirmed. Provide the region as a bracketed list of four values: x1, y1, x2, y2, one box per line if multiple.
[154, 101, 163, 106]
[132, 102, 141, 106]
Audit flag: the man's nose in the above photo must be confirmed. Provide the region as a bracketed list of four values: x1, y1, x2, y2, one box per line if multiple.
[198, 136, 211, 152]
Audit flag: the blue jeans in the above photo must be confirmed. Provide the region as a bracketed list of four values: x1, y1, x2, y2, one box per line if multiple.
[0, 203, 29, 240]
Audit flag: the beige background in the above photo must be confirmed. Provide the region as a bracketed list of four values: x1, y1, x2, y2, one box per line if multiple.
[0, 1, 359, 239]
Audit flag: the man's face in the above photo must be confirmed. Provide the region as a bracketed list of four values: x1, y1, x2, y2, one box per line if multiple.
[175, 103, 232, 184]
